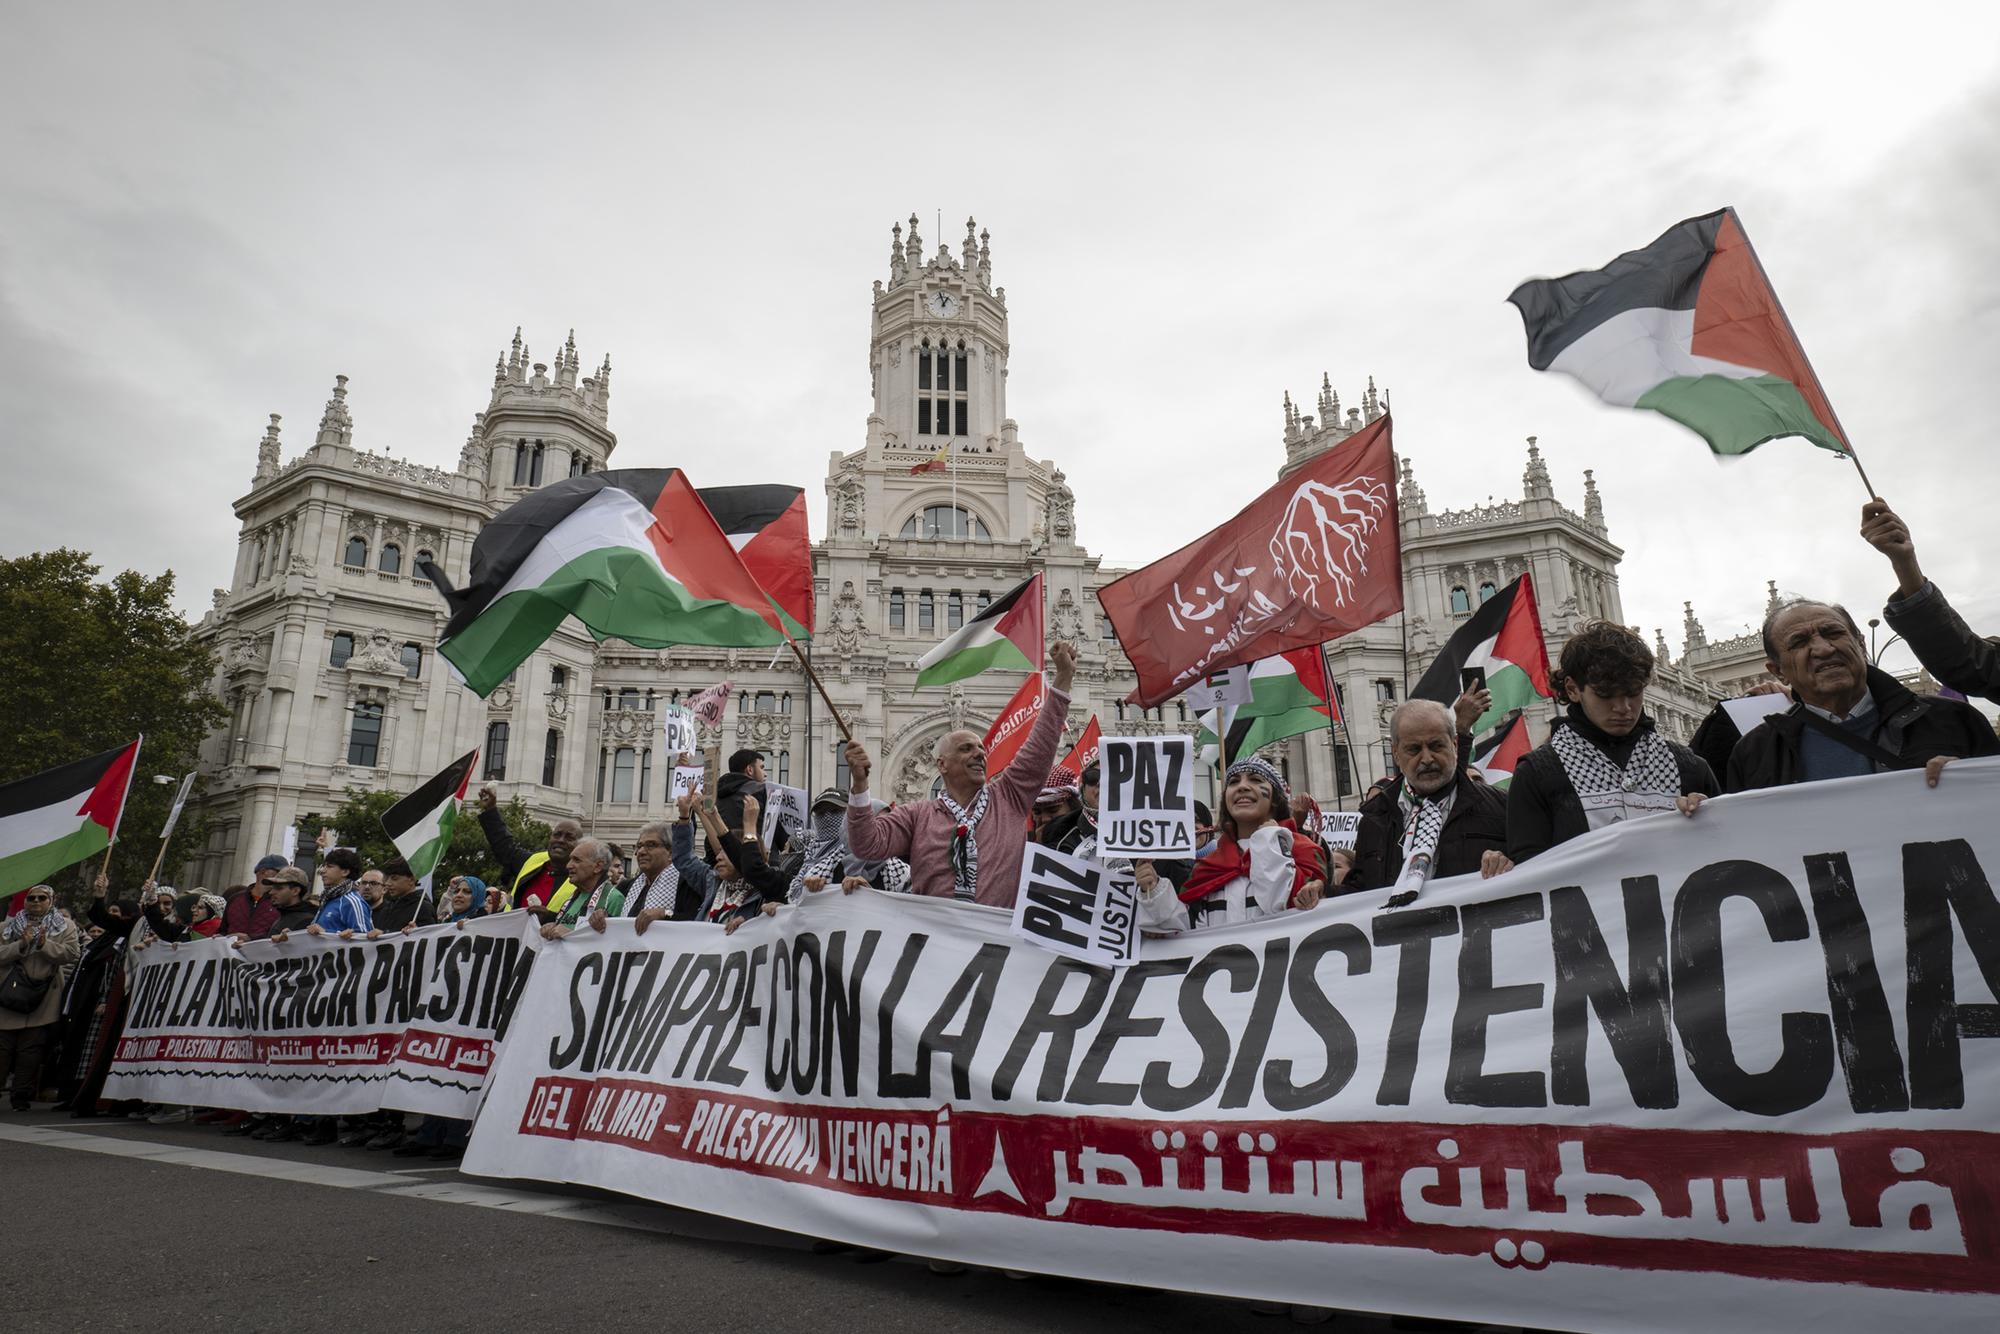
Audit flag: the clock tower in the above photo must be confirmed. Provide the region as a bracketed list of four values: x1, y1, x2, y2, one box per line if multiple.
[868, 214, 1011, 454]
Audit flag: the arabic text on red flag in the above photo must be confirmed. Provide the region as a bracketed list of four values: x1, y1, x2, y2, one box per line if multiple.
[1099, 417, 1401, 708]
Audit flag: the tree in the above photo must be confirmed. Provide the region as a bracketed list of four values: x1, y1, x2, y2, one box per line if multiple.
[0, 550, 230, 901]
[299, 790, 550, 889]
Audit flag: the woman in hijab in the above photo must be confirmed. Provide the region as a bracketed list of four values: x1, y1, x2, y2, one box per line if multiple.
[440, 876, 488, 923]
[1136, 758, 1324, 932]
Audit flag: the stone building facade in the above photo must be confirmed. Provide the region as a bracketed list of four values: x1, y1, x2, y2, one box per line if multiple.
[184, 217, 1751, 887]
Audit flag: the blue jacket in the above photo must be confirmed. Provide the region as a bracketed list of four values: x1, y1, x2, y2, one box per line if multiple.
[313, 883, 374, 935]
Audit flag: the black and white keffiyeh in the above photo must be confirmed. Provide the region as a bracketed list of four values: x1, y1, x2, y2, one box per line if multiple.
[628, 863, 682, 914]
[1551, 723, 1682, 830]
[937, 786, 991, 902]
[1396, 783, 1456, 868]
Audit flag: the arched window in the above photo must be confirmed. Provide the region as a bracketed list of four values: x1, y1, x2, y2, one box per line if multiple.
[343, 536, 368, 568]
[414, 549, 434, 576]
[512, 441, 531, 486]
[251, 539, 266, 583]
[483, 722, 509, 780]
[542, 729, 561, 786]
[639, 747, 653, 802]
[348, 702, 384, 767]
[1449, 586, 1471, 614]
[378, 544, 402, 575]
[833, 740, 851, 792]
[329, 632, 354, 667]
[1478, 581, 1497, 603]
[779, 692, 792, 715]
[569, 450, 590, 478]
[976, 589, 992, 612]
[755, 691, 775, 713]
[618, 687, 640, 709]
[917, 589, 935, 632]
[611, 747, 636, 803]
[916, 338, 970, 437]
[529, 442, 546, 487]
[738, 692, 751, 715]
[550, 664, 567, 692]
[947, 591, 964, 631]
[898, 505, 989, 540]
[1099, 599, 1119, 644]
[1114, 702, 1126, 721]
[400, 643, 422, 679]
[889, 589, 905, 631]
[777, 750, 791, 785]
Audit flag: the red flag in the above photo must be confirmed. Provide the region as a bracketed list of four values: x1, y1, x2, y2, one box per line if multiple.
[1099, 417, 1402, 707]
[981, 674, 1047, 775]
[1061, 716, 1101, 775]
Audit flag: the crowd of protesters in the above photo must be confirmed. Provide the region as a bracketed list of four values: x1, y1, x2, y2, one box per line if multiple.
[2, 500, 1994, 1182]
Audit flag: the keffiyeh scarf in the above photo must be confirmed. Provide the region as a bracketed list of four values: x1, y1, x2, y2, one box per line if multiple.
[3, 907, 73, 942]
[937, 786, 992, 902]
[629, 863, 682, 914]
[1551, 722, 1682, 831]
[789, 809, 852, 902]
[1397, 782, 1456, 869]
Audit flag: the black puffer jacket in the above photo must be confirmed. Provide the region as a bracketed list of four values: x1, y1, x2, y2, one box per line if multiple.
[1507, 710, 1717, 862]
[1350, 771, 1508, 891]
[1727, 665, 1998, 791]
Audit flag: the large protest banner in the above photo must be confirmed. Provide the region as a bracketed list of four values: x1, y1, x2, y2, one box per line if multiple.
[461, 760, 2000, 1330]
[106, 914, 540, 1117]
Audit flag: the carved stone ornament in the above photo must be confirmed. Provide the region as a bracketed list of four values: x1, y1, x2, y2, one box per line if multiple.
[836, 476, 864, 536]
[1046, 469, 1075, 540]
[896, 752, 936, 805]
[605, 710, 649, 742]
[348, 627, 404, 675]
[221, 635, 265, 675]
[488, 685, 513, 712]
[946, 682, 971, 732]
[1050, 589, 1086, 643]
[829, 581, 865, 659]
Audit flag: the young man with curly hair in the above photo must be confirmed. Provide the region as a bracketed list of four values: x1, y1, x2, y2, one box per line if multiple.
[1506, 621, 1718, 862]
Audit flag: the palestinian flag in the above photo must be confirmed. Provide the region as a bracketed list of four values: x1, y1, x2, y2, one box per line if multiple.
[1197, 647, 1338, 765]
[909, 445, 949, 475]
[699, 484, 813, 636]
[982, 673, 1048, 776]
[915, 572, 1043, 689]
[1412, 573, 1553, 736]
[380, 750, 478, 881]
[1508, 208, 1849, 458]
[429, 469, 785, 696]
[0, 740, 141, 895]
[1471, 712, 1533, 790]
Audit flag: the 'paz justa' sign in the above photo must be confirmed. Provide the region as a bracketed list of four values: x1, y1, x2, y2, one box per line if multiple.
[1098, 735, 1195, 857]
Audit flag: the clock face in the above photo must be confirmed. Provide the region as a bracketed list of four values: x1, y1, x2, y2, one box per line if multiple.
[925, 291, 960, 319]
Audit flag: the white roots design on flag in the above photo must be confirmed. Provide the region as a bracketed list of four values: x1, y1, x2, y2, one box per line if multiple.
[1268, 476, 1392, 609]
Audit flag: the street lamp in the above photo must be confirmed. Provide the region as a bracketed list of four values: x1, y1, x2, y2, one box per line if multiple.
[1867, 617, 1904, 666]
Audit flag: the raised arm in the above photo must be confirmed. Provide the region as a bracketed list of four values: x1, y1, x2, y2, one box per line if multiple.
[995, 643, 1078, 808]
[842, 740, 921, 862]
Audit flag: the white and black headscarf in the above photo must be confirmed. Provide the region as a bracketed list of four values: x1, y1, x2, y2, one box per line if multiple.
[937, 786, 991, 902]
[1551, 719, 1682, 830]
[1396, 781, 1456, 868]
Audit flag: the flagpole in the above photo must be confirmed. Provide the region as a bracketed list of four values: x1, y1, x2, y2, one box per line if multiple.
[1730, 207, 1876, 500]
[98, 735, 143, 882]
[1318, 643, 1346, 812]
[785, 635, 852, 744]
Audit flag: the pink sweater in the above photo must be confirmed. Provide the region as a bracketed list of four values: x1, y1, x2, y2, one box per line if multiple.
[847, 686, 1073, 907]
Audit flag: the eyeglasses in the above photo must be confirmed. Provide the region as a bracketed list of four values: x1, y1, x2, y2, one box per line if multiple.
[25, 894, 52, 902]
[635, 839, 666, 850]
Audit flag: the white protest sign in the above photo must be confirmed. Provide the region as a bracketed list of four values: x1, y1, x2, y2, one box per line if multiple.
[1185, 665, 1252, 712]
[1097, 735, 1195, 857]
[1010, 843, 1138, 967]
[662, 705, 700, 757]
[280, 824, 298, 866]
[1721, 692, 1791, 735]
[670, 765, 706, 801]
[689, 681, 733, 728]
[1319, 810, 1362, 849]
[159, 772, 196, 840]
[762, 783, 809, 845]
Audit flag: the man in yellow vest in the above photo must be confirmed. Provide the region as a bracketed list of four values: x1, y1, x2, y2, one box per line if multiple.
[475, 787, 581, 919]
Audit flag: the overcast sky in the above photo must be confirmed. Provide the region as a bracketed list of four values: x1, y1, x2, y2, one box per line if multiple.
[4, 1, 1995, 681]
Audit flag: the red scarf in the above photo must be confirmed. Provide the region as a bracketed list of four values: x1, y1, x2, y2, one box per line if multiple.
[1179, 818, 1321, 905]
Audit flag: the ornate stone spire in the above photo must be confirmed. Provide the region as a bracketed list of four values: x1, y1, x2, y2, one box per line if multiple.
[1765, 579, 1781, 613]
[597, 352, 612, 397]
[314, 375, 353, 449]
[1655, 628, 1672, 666]
[1282, 390, 1300, 441]
[458, 413, 487, 481]
[556, 329, 578, 389]
[1522, 435, 1554, 500]
[889, 221, 906, 283]
[977, 226, 991, 288]
[962, 216, 979, 268]
[905, 213, 922, 269]
[1398, 454, 1428, 517]
[1582, 468, 1605, 527]
[1363, 375, 1381, 422]
[506, 326, 523, 377]
[1683, 600, 1707, 653]
[254, 413, 283, 482]
[1316, 372, 1335, 425]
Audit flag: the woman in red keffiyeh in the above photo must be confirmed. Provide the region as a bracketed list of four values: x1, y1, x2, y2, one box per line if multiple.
[1135, 757, 1324, 932]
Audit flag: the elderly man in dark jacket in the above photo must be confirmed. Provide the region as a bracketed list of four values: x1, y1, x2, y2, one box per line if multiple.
[1861, 499, 2000, 705]
[1728, 598, 1998, 790]
[1351, 699, 1511, 893]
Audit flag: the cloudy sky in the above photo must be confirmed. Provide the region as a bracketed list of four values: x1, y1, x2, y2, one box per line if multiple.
[4, 1, 1995, 679]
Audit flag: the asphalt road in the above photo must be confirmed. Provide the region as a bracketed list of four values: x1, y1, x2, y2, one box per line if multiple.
[0, 1111, 1475, 1334]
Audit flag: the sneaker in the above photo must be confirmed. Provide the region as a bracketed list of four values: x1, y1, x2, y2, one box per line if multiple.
[224, 1117, 265, 1138]
[250, 1121, 287, 1141]
[148, 1108, 193, 1125]
[365, 1130, 405, 1151]
[274, 1120, 312, 1142]
[338, 1127, 375, 1148]
[302, 1122, 339, 1146]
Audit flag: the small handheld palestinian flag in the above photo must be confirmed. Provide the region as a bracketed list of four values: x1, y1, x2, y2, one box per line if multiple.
[1411, 573, 1554, 736]
[915, 572, 1044, 689]
[0, 739, 141, 894]
[1197, 647, 1339, 766]
[1508, 208, 1854, 464]
[698, 483, 813, 636]
[380, 750, 478, 883]
[428, 469, 786, 696]
[1471, 712, 1533, 790]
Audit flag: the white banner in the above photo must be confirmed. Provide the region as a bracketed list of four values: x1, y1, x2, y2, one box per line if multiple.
[105, 913, 541, 1117]
[463, 760, 2000, 1332]
[1098, 734, 1196, 857]
[1011, 843, 1139, 967]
